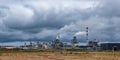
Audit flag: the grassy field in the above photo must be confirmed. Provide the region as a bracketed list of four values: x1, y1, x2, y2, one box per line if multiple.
[0, 50, 120, 60]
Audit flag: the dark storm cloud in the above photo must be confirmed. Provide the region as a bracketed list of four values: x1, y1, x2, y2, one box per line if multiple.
[94, 0, 120, 42]
[0, 0, 119, 43]
[95, 0, 120, 18]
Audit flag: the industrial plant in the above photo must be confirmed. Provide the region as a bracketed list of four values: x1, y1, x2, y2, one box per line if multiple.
[0, 27, 120, 51]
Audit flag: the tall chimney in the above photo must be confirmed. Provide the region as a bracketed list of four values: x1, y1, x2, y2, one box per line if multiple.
[86, 27, 89, 45]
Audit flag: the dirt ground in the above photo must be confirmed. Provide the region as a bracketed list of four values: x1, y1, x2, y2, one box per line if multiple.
[0, 52, 120, 60]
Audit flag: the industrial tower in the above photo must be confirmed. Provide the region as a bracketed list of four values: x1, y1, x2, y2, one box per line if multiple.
[52, 33, 63, 49]
[86, 27, 89, 46]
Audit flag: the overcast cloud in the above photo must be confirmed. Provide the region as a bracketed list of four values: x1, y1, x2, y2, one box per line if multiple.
[0, 0, 120, 43]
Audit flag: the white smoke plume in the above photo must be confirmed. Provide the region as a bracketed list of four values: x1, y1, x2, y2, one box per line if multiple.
[58, 24, 75, 33]
[74, 31, 86, 36]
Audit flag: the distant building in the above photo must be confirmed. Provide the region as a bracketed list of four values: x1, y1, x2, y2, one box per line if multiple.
[63, 44, 73, 49]
[1, 46, 16, 49]
[87, 39, 99, 50]
[52, 33, 63, 49]
[34, 42, 43, 49]
[100, 43, 120, 51]
[71, 36, 78, 48]
[42, 42, 50, 49]
[52, 39, 63, 49]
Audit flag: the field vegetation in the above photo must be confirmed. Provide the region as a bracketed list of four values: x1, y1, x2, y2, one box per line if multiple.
[0, 49, 120, 60]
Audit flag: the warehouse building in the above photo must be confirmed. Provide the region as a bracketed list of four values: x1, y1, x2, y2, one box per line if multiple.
[100, 43, 120, 51]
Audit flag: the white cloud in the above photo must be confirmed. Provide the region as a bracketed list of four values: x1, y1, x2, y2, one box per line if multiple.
[3, 5, 34, 28]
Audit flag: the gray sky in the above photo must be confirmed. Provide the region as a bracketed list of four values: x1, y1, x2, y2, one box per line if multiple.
[0, 0, 120, 43]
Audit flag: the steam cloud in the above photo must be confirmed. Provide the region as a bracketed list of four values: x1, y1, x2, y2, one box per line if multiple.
[74, 31, 86, 36]
[58, 24, 75, 33]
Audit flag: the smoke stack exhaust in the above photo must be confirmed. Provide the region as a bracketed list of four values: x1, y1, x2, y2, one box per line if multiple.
[74, 31, 86, 36]
[56, 32, 60, 40]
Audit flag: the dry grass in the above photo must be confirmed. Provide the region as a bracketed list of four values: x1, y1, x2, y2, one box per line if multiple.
[0, 51, 120, 60]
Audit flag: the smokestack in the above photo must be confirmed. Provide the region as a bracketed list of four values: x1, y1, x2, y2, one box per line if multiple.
[86, 27, 89, 45]
[86, 27, 88, 41]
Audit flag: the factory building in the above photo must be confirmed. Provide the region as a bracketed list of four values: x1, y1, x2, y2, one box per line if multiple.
[71, 36, 78, 48]
[34, 42, 43, 49]
[100, 43, 120, 51]
[87, 39, 99, 50]
[0, 46, 16, 50]
[51, 33, 63, 49]
[20, 42, 50, 50]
